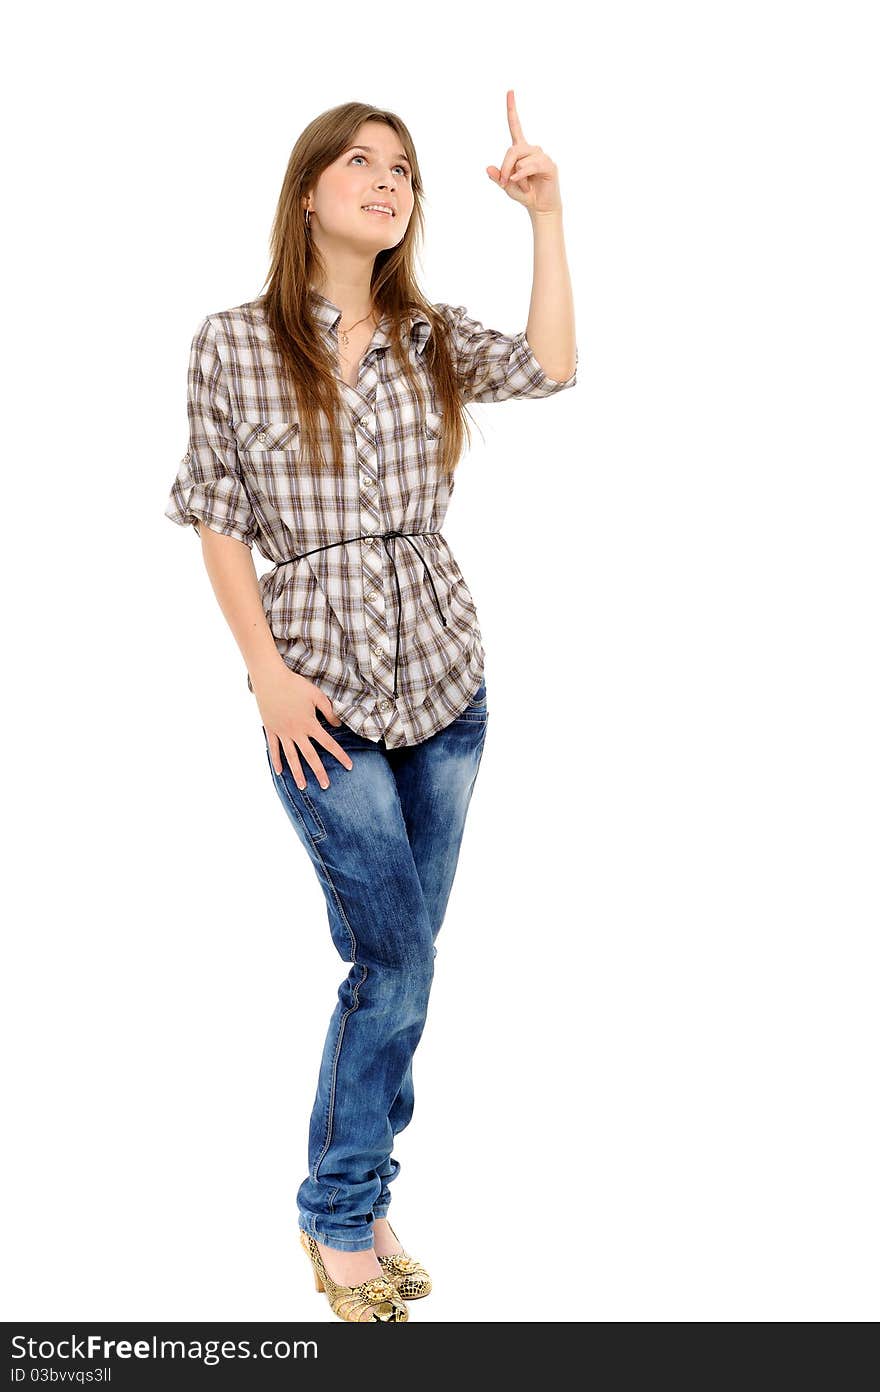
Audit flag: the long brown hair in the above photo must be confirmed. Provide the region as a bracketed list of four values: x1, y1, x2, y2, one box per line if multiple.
[258, 101, 471, 478]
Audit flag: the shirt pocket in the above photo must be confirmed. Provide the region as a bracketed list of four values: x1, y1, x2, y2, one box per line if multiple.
[233, 418, 301, 456]
[233, 419, 302, 516]
[424, 409, 443, 444]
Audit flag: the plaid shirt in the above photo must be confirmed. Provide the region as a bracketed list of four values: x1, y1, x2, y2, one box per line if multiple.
[165, 290, 577, 747]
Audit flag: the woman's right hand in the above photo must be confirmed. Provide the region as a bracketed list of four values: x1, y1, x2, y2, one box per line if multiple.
[254, 667, 354, 789]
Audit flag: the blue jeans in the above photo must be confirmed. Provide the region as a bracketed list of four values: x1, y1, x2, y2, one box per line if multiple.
[262, 677, 489, 1251]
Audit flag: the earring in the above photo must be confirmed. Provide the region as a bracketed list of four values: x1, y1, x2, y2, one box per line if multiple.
[305, 209, 311, 231]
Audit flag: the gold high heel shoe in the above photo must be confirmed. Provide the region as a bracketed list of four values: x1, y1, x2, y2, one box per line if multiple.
[375, 1220, 433, 1299]
[299, 1230, 409, 1322]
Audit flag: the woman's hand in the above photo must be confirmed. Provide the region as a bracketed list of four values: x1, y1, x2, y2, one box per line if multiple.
[254, 668, 353, 789]
[486, 89, 563, 216]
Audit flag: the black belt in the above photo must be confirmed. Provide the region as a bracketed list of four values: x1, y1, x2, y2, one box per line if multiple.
[274, 529, 448, 698]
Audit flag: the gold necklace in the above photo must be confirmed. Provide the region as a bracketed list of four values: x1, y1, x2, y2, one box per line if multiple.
[337, 312, 375, 349]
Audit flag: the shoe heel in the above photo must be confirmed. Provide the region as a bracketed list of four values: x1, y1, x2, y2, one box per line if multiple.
[300, 1230, 326, 1292]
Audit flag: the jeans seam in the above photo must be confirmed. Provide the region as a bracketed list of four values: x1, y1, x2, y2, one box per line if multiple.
[305, 835, 367, 1184]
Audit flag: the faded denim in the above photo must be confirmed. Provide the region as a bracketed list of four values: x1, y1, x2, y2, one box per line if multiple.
[262, 677, 489, 1251]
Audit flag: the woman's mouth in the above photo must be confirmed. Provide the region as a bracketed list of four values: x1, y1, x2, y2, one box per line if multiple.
[362, 205, 395, 218]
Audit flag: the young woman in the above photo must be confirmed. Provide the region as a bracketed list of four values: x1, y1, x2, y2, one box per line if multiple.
[165, 92, 577, 1322]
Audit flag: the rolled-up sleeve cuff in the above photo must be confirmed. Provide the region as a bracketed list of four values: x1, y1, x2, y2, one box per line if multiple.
[164, 467, 257, 548]
[509, 332, 578, 396]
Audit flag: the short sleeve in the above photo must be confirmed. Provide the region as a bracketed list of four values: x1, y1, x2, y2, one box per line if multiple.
[164, 317, 259, 548]
[434, 302, 578, 405]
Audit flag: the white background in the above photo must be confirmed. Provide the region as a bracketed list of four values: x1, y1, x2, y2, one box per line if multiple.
[3, 0, 878, 1323]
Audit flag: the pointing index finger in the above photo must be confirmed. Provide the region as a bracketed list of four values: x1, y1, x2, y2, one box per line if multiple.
[507, 88, 525, 144]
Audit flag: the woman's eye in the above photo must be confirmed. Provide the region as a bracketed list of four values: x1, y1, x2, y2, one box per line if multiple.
[350, 155, 409, 178]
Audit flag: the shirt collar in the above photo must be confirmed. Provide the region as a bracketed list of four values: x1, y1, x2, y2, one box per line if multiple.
[309, 288, 432, 354]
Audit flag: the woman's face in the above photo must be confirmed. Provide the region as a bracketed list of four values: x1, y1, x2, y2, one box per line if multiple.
[307, 121, 414, 250]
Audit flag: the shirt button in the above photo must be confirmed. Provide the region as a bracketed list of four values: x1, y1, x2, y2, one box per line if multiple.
[256, 429, 268, 443]
[372, 643, 384, 657]
[365, 589, 378, 602]
[378, 699, 392, 712]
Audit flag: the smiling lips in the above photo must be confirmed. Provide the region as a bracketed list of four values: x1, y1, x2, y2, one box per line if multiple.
[362, 204, 395, 217]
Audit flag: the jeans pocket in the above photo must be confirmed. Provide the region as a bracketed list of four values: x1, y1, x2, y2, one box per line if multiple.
[458, 678, 488, 721]
[264, 743, 328, 843]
